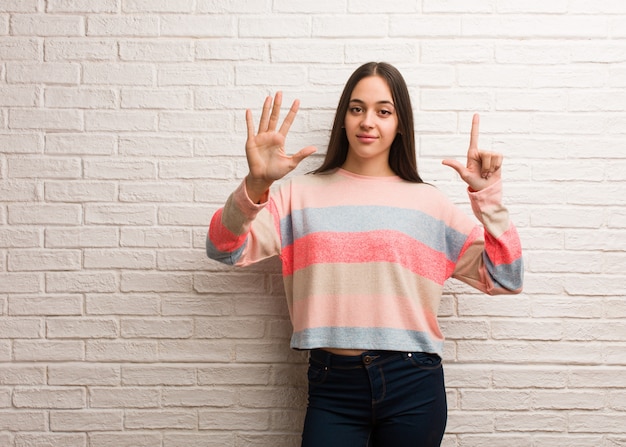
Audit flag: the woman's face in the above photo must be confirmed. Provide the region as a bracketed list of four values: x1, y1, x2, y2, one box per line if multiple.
[342, 75, 399, 176]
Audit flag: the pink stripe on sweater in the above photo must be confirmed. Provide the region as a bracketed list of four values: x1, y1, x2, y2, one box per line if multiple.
[291, 292, 443, 340]
[208, 209, 247, 252]
[485, 225, 523, 265]
[282, 230, 454, 284]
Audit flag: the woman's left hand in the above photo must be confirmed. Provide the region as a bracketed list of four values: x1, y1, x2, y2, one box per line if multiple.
[442, 114, 502, 191]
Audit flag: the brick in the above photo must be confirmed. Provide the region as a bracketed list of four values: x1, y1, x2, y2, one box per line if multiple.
[50, 410, 123, 431]
[533, 390, 604, 410]
[8, 295, 83, 316]
[240, 16, 310, 38]
[0, 273, 42, 293]
[120, 40, 193, 62]
[569, 412, 626, 433]
[120, 318, 193, 338]
[195, 317, 265, 339]
[161, 295, 233, 316]
[199, 410, 270, 431]
[86, 341, 158, 362]
[89, 432, 162, 447]
[0, 86, 38, 107]
[163, 430, 234, 447]
[10, 14, 84, 36]
[0, 0, 38, 12]
[83, 63, 154, 86]
[13, 340, 84, 361]
[270, 41, 343, 64]
[159, 159, 232, 179]
[90, 388, 160, 408]
[0, 38, 40, 60]
[45, 87, 117, 109]
[83, 159, 156, 180]
[45, 227, 119, 248]
[157, 340, 232, 362]
[160, 15, 236, 37]
[9, 249, 81, 272]
[0, 342, 12, 361]
[119, 182, 193, 203]
[44, 181, 117, 202]
[46, 133, 115, 155]
[0, 317, 41, 338]
[85, 293, 160, 316]
[46, 272, 117, 293]
[85, 111, 157, 131]
[239, 386, 305, 409]
[124, 410, 196, 429]
[121, 366, 196, 386]
[162, 388, 235, 407]
[236, 65, 307, 86]
[195, 39, 265, 61]
[124, 0, 195, 13]
[0, 411, 46, 431]
[196, 0, 270, 13]
[47, 0, 118, 13]
[119, 135, 192, 157]
[458, 435, 532, 447]
[9, 157, 81, 179]
[0, 228, 41, 248]
[121, 272, 192, 293]
[14, 433, 86, 447]
[44, 38, 117, 61]
[9, 109, 82, 131]
[13, 387, 85, 409]
[85, 204, 156, 225]
[121, 88, 192, 109]
[0, 133, 42, 154]
[84, 249, 156, 269]
[47, 317, 118, 339]
[463, 16, 606, 38]
[86, 16, 159, 37]
[0, 365, 46, 385]
[120, 227, 191, 248]
[48, 364, 120, 386]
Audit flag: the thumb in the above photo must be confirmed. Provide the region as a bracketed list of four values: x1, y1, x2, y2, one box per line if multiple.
[441, 159, 466, 176]
[292, 145, 317, 165]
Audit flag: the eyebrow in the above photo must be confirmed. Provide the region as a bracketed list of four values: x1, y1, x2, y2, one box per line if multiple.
[349, 98, 395, 107]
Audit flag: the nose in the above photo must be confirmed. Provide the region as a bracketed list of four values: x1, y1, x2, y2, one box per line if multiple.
[360, 110, 375, 129]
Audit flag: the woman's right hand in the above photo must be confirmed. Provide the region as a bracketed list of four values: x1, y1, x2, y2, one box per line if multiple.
[244, 92, 317, 203]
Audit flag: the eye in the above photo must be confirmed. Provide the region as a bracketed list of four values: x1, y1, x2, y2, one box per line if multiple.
[349, 106, 363, 114]
[379, 109, 393, 116]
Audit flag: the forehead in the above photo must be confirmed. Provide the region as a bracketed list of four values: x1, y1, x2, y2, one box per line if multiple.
[349, 75, 393, 102]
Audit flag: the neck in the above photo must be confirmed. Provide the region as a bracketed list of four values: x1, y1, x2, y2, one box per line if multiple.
[341, 157, 395, 177]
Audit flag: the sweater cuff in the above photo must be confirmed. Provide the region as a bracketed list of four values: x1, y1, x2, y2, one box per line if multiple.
[233, 179, 269, 218]
[468, 179, 503, 212]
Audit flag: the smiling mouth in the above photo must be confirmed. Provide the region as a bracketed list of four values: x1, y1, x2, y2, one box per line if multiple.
[357, 135, 378, 142]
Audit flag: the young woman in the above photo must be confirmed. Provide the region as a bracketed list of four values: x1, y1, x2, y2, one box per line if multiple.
[207, 62, 523, 447]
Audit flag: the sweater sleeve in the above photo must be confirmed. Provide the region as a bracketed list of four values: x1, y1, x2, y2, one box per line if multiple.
[451, 180, 524, 295]
[206, 180, 281, 267]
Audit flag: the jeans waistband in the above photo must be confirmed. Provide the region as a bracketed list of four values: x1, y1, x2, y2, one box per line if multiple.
[310, 349, 416, 369]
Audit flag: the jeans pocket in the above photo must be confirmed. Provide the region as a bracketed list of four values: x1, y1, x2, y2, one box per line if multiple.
[307, 360, 329, 385]
[406, 352, 442, 370]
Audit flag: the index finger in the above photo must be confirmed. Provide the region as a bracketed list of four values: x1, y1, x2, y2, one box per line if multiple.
[469, 113, 480, 149]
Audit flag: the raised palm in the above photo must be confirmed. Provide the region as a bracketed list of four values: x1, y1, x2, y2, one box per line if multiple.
[245, 92, 316, 200]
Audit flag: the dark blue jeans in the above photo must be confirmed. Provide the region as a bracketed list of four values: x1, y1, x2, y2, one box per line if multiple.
[301, 349, 447, 447]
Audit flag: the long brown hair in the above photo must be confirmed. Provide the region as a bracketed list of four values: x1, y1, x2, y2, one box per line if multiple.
[313, 62, 423, 183]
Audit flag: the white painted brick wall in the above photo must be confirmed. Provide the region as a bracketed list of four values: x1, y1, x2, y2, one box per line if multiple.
[0, 1, 624, 446]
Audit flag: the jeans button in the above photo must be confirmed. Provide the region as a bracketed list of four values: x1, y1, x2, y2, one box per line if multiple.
[363, 355, 372, 365]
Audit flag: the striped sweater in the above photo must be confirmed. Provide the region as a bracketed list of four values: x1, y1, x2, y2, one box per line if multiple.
[207, 168, 523, 356]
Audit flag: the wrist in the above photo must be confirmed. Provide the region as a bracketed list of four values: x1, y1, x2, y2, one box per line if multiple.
[245, 175, 272, 204]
